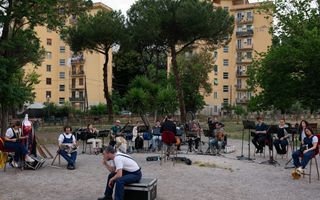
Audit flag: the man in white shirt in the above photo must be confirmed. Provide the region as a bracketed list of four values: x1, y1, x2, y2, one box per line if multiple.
[98, 146, 142, 200]
[58, 126, 77, 170]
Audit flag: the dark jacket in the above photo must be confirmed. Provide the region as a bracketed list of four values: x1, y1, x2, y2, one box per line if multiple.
[160, 120, 177, 135]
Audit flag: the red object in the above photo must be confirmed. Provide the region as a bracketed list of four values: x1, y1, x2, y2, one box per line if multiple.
[162, 131, 175, 145]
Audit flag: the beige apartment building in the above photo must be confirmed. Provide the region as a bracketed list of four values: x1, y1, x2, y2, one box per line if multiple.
[202, 0, 272, 115]
[24, 2, 113, 111]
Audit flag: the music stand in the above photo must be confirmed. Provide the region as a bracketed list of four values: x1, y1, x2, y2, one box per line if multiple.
[259, 125, 280, 166]
[237, 120, 256, 161]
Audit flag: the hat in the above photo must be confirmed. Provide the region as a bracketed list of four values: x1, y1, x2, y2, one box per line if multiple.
[116, 120, 120, 123]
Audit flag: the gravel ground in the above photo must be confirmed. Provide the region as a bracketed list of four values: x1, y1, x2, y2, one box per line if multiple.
[1, 139, 320, 200]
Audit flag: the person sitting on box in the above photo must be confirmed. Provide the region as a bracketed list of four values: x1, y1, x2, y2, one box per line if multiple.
[58, 126, 77, 170]
[98, 146, 142, 200]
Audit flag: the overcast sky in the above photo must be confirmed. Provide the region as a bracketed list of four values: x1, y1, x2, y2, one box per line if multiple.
[93, 0, 265, 14]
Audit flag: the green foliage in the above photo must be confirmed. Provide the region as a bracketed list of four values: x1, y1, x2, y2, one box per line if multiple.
[234, 105, 246, 117]
[248, 0, 320, 113]
[156, 86, 178, 115]
[111, 91, 126, 114]
[125, 88, 150, 115]
[89, 103, 107, 116]
[127, 0, 234, 122]
[173, 51, 214, 113]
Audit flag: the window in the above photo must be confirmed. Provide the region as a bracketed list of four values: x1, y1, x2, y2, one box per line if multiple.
[59, 85, 65, 92]
[60, 46, 65, 53]
[223, 72, 229, 79]
[46, 51, 52, 59]
[223, 98, 229, 104]
[237, 79, 242, 88]
[213, 65, 218, 75]
[213, 51, 218, 60]
[79, 91, 84, 98]
[214, 92, 218, 99]
[46, 78, 52, 85]
[223, 46, 229, 53]
[237, 12, 243, 20]
[59, 72, 65, 79]
[59, 59, 65, 66]
[246, 24, 253, 31]
[214, 106, 218, 112]
[247, 38, 252, 45]
[46, 91, 51, 98]
[223, 85, 229, 92]
[247, 92, 252, 99]
[223, 7, 229, 11]
[237, 39, 242, 49]
[223, 59, 229, 66]
[213, 78, 218, 86]
[46, 65, 51, 72]
[72, 78, 76, 88]
[47, 38, 52, 45]
[247, 11, 253, 19]
[79, 78, 84, 86]
[59, 98, 65, 105]
[246, 52, 252, 59]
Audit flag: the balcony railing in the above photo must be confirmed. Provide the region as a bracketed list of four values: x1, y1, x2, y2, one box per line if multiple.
[236, 98, 249, 104]
[236, 29, 254, 37]
[69, 97, 85, 102]
[235, 85, 248, 91]
[236, 17, 254, 24]
[236, 43, 253, 50]
[71, 54, 85, 64]
[71, 70, 85, 76]
[71, 84, 85, 90]
[236, 71, 248, 77]
[236, 57, 253, 64]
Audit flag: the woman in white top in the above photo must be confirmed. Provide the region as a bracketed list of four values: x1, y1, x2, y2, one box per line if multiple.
[87, 124, 103, 154]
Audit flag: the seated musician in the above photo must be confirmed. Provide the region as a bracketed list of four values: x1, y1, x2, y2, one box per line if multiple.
[252, 116, 268, 153]
[58, 126, 77, 170]
[98, 146, 142, 200]
[273, 119, 289, 155]
[4, 121, 35, 167]
[115, 135, 127, 153]
[298, 120, 309, 142]
[110, 120, 122, 147]
[209, 129, 226, 154]
[150, 121, 162, 152]
[187, 121, 201, 152]
[292, 127, 318, 174]
[87, 124, 103, 154]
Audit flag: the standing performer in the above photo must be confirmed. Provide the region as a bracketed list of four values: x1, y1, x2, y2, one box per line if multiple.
[252, 116, 268, 153]
[4, 121, 35, 167]
[58, 126, 77, 170]
[292, 127, 318, 174]
[98, 146, 142, 200]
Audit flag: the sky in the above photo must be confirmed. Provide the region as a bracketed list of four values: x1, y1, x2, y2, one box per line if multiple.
[93, 0, 265, 14]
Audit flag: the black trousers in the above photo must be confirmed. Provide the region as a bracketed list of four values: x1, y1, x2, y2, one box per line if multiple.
[252, 134, 267, 150]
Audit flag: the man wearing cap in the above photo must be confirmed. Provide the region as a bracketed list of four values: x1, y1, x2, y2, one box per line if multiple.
[98, 146, 142, 200]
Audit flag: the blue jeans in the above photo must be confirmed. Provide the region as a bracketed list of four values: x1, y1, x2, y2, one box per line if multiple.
[150, 136, 162, 150]
[4, 142, 28, 162]
[105, 170, 142, 200]
[292, 149, 314, 168]
[58, 150, 77, 166]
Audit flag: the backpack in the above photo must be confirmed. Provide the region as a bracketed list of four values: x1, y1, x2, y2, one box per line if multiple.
[135, 136, 144, 149]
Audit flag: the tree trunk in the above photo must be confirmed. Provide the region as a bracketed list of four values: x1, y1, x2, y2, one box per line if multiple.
[1, 104, 9, 136]
[103, 51, 113, 123]
[170, 45, 186, 123]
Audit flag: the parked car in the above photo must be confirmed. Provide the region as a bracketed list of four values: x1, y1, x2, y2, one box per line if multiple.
[120, 110, 132, 117]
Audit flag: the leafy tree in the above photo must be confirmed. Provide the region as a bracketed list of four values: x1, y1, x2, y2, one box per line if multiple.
[127, 0, 234, 122]
[89, 103, 107, 116]
[0, 0, 92, 133]
[248, 0, 320, 114]
[234, 105, 246, 124]
[175, 51, 214, 113]
[62, 10, 125, 122]
[156, 86, 178, 115]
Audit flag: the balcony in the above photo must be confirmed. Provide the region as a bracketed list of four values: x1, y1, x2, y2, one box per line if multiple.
[71, 70, 85, 77]
[235, 85, 248, 91]
[236, 29, 254, 37]
[71, 54, 85, 64]
[236, 17, 254, 24]
[236, 71, 249, 77]
[236, 57, 252, 64]
[236, 43, 253, 51]
[69, 97, 85, 102]
[236, 98, 249, 104]
[70, 84, 85, 90]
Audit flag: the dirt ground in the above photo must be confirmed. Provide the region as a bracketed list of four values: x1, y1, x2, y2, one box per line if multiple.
[1, 139, 320, 200]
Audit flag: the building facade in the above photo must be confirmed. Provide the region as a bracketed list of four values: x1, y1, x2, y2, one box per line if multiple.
[24, 2, 113, 111]
[202, 0, 272, 115]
